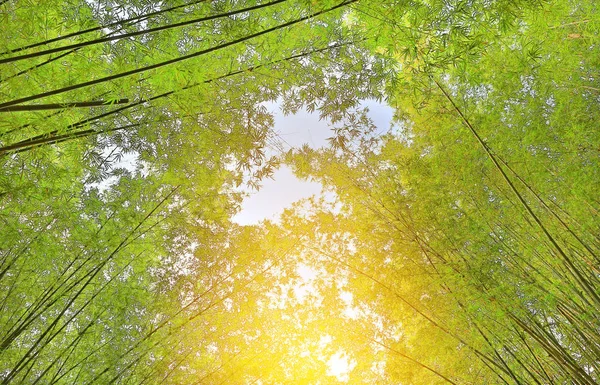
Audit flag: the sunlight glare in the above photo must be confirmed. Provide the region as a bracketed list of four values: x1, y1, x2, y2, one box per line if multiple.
[326, 352, 355, 382]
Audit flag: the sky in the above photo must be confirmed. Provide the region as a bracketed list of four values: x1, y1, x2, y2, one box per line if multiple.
[232, 100, 395, 225]
[88, 99, 394, 382]
[229, 100, 396, 382]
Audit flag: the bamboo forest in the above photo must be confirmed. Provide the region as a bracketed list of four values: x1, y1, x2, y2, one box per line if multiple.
[0, 0, 599, 384]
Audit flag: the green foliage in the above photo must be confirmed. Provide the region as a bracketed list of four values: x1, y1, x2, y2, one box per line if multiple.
[284, 1, 599, 384]
[2, 0, 599, 384]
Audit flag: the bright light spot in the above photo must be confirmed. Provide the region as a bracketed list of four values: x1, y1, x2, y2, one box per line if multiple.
[326, 351, 355, 382]
[339, 290, 360, 320]
[318, 335, 333, 349]
[292, 263, 320, 303]
[340, 291, 352, 303]
[297, 264, 318, 281]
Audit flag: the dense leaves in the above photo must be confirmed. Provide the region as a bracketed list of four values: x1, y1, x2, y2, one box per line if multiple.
[1, 0, 599, 384]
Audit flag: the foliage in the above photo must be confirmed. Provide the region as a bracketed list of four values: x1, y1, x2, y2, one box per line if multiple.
[1, 0, 599, 384]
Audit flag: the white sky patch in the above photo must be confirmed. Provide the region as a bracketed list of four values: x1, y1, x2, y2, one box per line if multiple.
[361, 99, 396, 137]
[86, 148, 138, 193]
[297, 263, 319, 281]
[292, 263, 320, 303]
[339, 290, 360, 320]
[233, 100, 394, 225]
[326, 351, 356, 382]
[318, 334, 333, 349]
[232, 166, 323, 225]
[264, 263, 322, 309]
